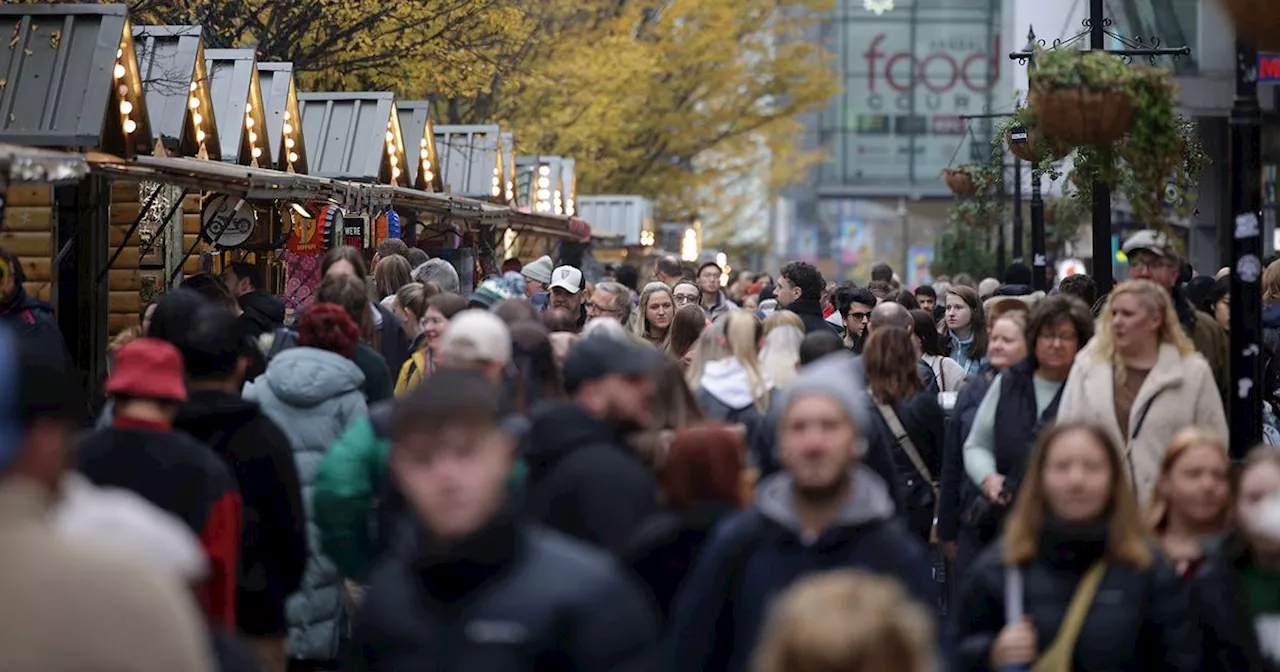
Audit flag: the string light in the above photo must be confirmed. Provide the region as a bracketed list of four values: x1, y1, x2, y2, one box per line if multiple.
[115, 39, 133, 136]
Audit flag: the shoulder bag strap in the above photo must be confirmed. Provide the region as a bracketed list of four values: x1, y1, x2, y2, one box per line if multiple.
[875, 402, 935, 486]
[1031, 561, 1107, 672]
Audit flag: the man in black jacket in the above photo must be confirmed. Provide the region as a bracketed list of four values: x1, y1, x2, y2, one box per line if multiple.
[353, 369, 663, 671]
[524, 336, 662, 554]
[775, 261, 838, 334]
[166, 303, 306, 671]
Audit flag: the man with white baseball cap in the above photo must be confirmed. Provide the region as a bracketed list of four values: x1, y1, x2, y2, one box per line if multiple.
[549, 265, 588, 330]
[438, 309, 513, 385]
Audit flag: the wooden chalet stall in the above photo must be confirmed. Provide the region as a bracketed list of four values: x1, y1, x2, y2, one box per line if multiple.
[255, 62, 308, 296]
[130, 24, 221, 332]
[296, 92, 409, 297]
[505, 154, 589, 267]
[0, 3, 153, 388]
[432, 125, 519, 281]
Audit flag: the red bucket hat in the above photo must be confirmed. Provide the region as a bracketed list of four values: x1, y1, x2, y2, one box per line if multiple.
[104, 338, 187, 403]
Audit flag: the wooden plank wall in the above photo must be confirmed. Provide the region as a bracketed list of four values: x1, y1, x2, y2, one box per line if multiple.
[182, 192, 205, 276]
[0, 185, 54, 305]
[107, 181, 142, 335]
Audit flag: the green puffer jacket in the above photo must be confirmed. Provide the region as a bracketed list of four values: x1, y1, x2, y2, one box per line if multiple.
[313, 407, 527, 580]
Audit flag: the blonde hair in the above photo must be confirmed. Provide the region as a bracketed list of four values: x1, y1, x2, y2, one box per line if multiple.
[751, 570, 936, 672]
[1265, 258, 1280, 303]
[762, 310, 804, 336]
[1004, 422, 1153, 569]
[759, 325, 804, 389]
[686, 321, 728, 387]
[722, 310, 771, 412]
[634, 281, 674, 349]
[1093, 279, 1195, 386]
[1147, 426, 1231, 532]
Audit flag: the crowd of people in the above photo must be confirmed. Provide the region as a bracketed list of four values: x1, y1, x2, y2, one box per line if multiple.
[1, 229, 1280, 671]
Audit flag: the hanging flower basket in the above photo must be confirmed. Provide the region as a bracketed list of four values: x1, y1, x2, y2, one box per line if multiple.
[1029, 88, 1136, 146]
[1005, 128, 1070, 163]
[943, 169, 977, 197]
[1219, 0, 1280, 51]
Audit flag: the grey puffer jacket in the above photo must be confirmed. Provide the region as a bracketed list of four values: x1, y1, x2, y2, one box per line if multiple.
[249, 347, 368, 661]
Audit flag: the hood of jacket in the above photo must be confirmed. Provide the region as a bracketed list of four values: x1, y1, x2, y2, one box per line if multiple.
[525, 401, 626, 470]
[238, 291, 285, 335]
[262, 347, 364, 408]
[0, 285, 52, 318]
[699, 358, 761, 410]
[1265, 303, 1280, 330]
[175, 389, 261, 434]
[754, 465, 895, 536]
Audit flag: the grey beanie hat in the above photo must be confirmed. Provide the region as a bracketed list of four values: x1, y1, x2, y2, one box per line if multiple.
[411, 258, 460, 294]
[522, 255, 554, 285]
[779, 350, 873, 449]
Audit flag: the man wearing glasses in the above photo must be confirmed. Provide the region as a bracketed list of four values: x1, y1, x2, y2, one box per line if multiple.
[838, 287, 877, 354]
[1122, 230, 1228, 397]
[671, 281, 701, 311]
[549, 265, 588, 330]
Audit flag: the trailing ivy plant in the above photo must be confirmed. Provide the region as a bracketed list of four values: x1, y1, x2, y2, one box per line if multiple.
[1030, 46, 1132, 93]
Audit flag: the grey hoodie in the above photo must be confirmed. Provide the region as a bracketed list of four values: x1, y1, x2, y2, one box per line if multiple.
[753, 466, 896, 544]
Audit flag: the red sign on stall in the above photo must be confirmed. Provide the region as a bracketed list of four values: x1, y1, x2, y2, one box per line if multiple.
[1261, 53, 1280, 83]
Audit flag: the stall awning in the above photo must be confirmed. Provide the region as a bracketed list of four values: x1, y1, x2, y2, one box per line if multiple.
[205, 48, 269, 165]
[87, 153, 353, 203]
[0, 143, 90, 186]
[433, 125, 501, 199]
[133, 25, 220, 159]
[299, 92, 407, 184]
[0, 4, 151, 156]
[375, 185, 504, 222]
[257, 63, 306, 174]
[505, 208, 590, 242]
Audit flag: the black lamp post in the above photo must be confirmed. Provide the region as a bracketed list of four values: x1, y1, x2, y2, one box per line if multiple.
[1010, 0, 1189, 294]
[1229, 38, 1264, 457]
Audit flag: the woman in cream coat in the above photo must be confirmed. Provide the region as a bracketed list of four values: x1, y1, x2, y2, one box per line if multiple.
[1057, 279, 1227, 505]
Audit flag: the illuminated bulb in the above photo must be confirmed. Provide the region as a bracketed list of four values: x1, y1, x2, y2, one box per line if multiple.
[117, 84, 128, 97]
[252, 147, 262, 158]
[536, 189, 550, 200]
[420, 148, 429, 160]
[420, 137, 428, 148]
[113, 63, 125, 79]
[554, 190, 562, 199]
[537, 176, 550, 189]
[391, 167, 401, 179]
[386, 143, 396, 155]
[283, 123, 293, 135]
[285, 138, 295, 149]
[248, 131, 258, 143]
[288, 151, 298, 163]
[117, 48, 123, 58]
[492, 176, 500, 186]
[192, 112, 202, 126]
[245, 116, 254, 128]
[190, 81, 197, 92]
[189, 96, 200, 109]
[423, 170, 434, 182]
[385, 131, 394, 143]
[389, 154, 398, 166]
[284, 110, 291, 120]
[246, 103, 252, 113]
[119, 100, 132, 114]
[123, 118, 136, 134]
[196, 129, 206, 143]
[538, 165, 551, 176]
[491, 186, 501, 197]
[507, 180, 513, 190]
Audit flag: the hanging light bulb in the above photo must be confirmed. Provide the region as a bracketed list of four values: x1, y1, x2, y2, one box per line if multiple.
[119, 100, 132, 115]
[288, 151, 298, 163]
[123, 118, 136, 134]
[283, 123, 293, 135]
[385, 130, 394, 143]
[196, 129, 206, 143]
[246, 103, 252, 113]
[189, 96, 200, 109]
[245, 116, 255, 128]
[190, 81, 197, 92]
[251, 147, 262, 158]
[192, 112, 202, 126]
[423, 170, 434, 182]
[420, 137, 428, 149]
[284, 110, 291, 120]
[248, 131, 257, 143]
[285, 138, 295, 149]
[113, 63, 125, 79]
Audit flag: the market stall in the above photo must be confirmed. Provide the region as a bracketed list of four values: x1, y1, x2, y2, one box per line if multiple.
[130, 24, 222, 328]
[395, 101, 444, 194]
[0, 3, 153, 387]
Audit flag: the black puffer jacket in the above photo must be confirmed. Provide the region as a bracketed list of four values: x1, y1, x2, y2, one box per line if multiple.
[1192, 533, 1280, 672]
[352, 514, 664, 671]
[870, 389, 944, 541]
[955, 525, 1200, 672]
[623, 500, 737, 619]
[937, 368, 995, 544]
[781, 299, 838, 335]
[523, 402, 658, 554]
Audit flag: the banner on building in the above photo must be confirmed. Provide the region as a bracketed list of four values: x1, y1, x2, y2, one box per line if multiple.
[796, 226, 820, 263]
[906, 245, 935, 289]
[838, 219, 868, 267]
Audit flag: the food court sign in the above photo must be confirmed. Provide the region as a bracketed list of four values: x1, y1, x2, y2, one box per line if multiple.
[839, 2, 1009, 187]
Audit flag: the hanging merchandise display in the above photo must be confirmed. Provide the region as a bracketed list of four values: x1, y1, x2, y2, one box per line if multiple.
[318, 204, 344, 250]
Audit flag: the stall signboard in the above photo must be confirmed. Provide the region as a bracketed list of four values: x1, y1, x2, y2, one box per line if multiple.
[1260, 53, 1280, 83]
[287, 205, 326, 255]
[343, 216, 370, 249]
[832, 2, 1008, 187]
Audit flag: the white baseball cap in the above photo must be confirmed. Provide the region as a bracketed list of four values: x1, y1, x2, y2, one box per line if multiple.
[549, 265, 584, 293]
[439, 309, 512, 365]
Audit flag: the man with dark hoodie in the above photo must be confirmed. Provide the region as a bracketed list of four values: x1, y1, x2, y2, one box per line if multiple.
[171, 303, 307, 672]
[76, 338, 242, 629]
[223, 261, 285, 339]
[524, 335, 661, 554]
[666, 351, 939, 672]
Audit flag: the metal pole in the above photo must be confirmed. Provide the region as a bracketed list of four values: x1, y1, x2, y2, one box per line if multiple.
[1031, 174, 1047, 292]
[1013, 157, 1024, 263]
[1088, 0, 1113, 293]
[996, 171, 1007, 278]
[1229, 38, 1264, 458]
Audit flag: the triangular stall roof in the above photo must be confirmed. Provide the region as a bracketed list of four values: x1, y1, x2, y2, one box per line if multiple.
[257, 62, 306, 174]
[299, 92, 408, 185]
[132, 25, 220, 158]
[499, 132, 516, 206]
[517, 155, 564, 214]
[395, 101, 444, 192]
[0, 4, 151, 155]
[433, 125, 501, 199]
[205, 48, 269, 166]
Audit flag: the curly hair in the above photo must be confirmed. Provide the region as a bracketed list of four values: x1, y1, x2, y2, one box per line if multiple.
[298, 302, 359, 357]
[780, 261, 825, 302]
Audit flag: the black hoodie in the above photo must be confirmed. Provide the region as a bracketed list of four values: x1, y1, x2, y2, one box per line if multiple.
[522, 402, 658, 554]
[174, 389, 308, 637]
[1, 287, 69, 378]
[237, 290, 285, 338]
